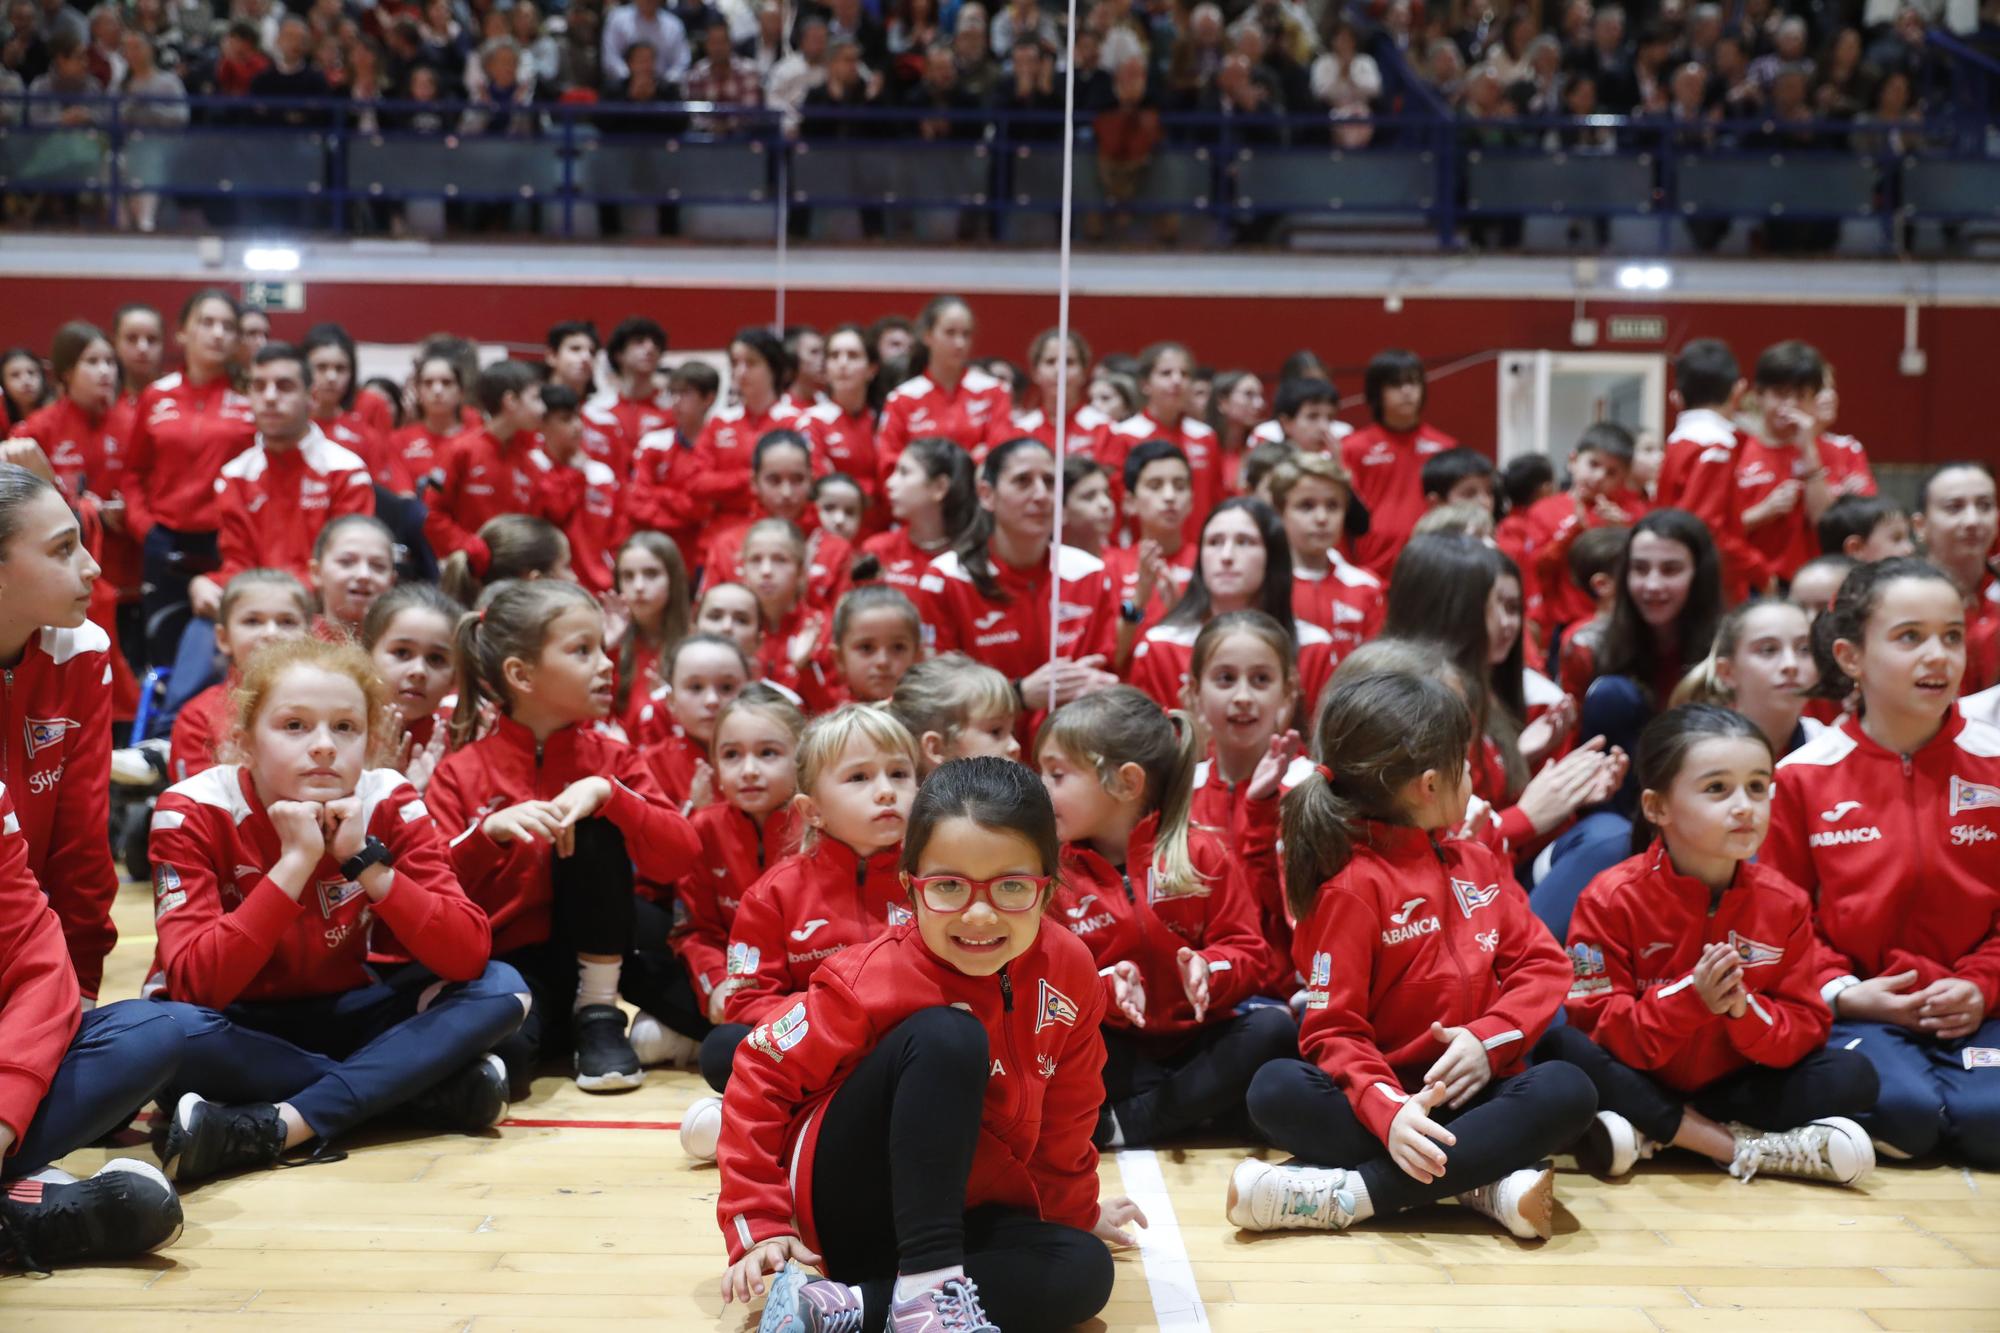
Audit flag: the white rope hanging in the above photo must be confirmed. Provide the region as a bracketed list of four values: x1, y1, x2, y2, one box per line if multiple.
[1044, 0, 1081, 716]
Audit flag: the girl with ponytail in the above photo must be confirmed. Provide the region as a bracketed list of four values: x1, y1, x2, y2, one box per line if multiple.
[1035, 686, 1295, 1149]
[437, 513, 571, 608]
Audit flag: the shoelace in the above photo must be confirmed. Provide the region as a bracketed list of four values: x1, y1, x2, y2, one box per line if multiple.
[1278, 1172, 1353, 1227]
[1730, 1125, 1829, 1183]
[819, 1306, 865, 1333]
[0, 1204, 52, 1276]
[934, 1278, 999, 1333]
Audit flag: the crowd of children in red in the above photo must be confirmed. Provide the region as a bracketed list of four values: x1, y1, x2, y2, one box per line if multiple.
[0, 289, 1996, 1333]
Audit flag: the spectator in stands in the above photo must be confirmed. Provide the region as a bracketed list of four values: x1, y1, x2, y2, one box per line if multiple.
[345, 36, 386, 135]
[1748, 15, 1811, 91]
[1664, 58, 1714, 138]
[1512, 32, 1564, 113]
[1230, 0, 1317, 72]
[1168, 3, 1226, 110]
[562, 2, 603, 91]
[747, 2, 788, 78]
[400, 61, 449, 133]
[1672, 2, 1722, 68]
[1310, 18, 1380, 148]
[4, 0, 52, 88]
[802, 35, 881, 139]
[248, 16, 331, 125]
[1420, 32, 1465, 99]
[511, 2, 563, 92]
[1088, 0, 1149, 78]
[1813, 27, 1873, 119]
[822, 0, 888, 75]
[1069, 26, 1114, 111]
[1707, 34, 1761, 115]
[460, 37, 536, 136]
[1631, 24, 1672, 113]
[1852, 69, 1927, 155]
[117, 29, 186, 234]
[686, 16, 763, 124]
[767, 16, 829, 134]
[1094, 55, 1159, 229]
[610, 41, 687, 133]
[1574, 4, 1637, 112]
[417, 0, 469, 68]
[1201, 50, 1284, 144]
[904, 40, 980, 140]
[989, 0, 1055, 62]
[604, 0, 690, 85]
[1480, 8, 1539, 85]
[26, 28, 101, 125]
[951, 2, 996, 102]
[84, 3, 124, 89]
[885, 0, 941, 91]
[994, 35, 1060, 136]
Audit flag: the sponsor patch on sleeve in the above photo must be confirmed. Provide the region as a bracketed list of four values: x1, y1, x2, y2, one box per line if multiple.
[1567, 942, 1610, 996]
[399, 799, 428, 823]
[1963, 1047, 2000, 1071]
[726, 942, 761, 977]
[153, 863, 187, 918]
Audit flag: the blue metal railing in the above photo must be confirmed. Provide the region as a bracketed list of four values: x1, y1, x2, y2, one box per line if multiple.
[1, 87, 1995, 250]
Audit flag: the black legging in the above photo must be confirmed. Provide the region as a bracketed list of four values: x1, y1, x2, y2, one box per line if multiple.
[700, 1023, 752, 1092]
[1102, 1005, 1298, 1146]
[1247, 1057, 1598, 1217]
[1535, 1025, 1881, 1146]
[622, 895, 712, 1042]
[809, 1006, 1115, 1332]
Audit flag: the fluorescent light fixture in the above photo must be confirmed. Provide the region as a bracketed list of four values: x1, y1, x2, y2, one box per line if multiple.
[243, 246, 301, 273]
[1615, 263, 1671, 292]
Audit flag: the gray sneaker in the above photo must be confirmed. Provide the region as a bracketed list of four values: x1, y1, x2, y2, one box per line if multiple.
[887, 1275, 999, 1333]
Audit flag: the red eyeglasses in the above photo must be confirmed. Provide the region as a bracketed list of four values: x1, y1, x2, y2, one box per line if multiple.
[903, 873, 1052, 915]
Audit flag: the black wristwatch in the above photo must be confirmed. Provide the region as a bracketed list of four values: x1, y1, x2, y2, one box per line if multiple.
[340, 836, 394, 882]
[1119, 599, 1144, 625]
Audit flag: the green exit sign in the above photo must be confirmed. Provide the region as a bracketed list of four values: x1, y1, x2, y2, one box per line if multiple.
[1608, 316, 1666, 343]
[243, 280, 305, 311]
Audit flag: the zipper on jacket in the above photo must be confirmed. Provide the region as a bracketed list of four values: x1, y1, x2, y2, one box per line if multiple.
[1119, 868, 1134, 904]
[999, 966, 1014, 1012]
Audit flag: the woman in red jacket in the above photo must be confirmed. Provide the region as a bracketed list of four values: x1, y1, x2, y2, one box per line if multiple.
[720, 756, 1134, 1333]
[800, 324, 882, 522]
[148, 637, 528, 1183]
[874, 296, 1012, 488]
[427, 580, 702, 1096]
[1232, 672, 1596, 1241]
[861, 434, 976, 593]
[1764, 557, 2000, 1166]
[690, 328, 806, 526]
[0, 464, 120, 1003]
[1104, 340, 1221, 540]
[1541, 704, 1878, 1184]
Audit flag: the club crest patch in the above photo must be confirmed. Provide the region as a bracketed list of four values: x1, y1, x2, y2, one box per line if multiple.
[1949, 775, 2000, 817]
[1729, 930, 1784, 967]
[317, 878, 366, 916]
[23, 717, 77, 759]
[1452, 877, 1499, 917]
[1035, 979, 1079, 1033]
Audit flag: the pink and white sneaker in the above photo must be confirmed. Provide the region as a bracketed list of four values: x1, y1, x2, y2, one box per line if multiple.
[887, 1275, 1000, 1332]
[758, 1262, 865, 1333]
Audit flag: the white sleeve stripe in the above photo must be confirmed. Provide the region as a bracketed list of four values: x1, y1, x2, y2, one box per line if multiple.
[1480, 1029, 1524, 1051]
[732, 1215, 753, 1249]
[1820, 974, 1861, 1008]
[149, 809, 187, 832]
[1370, 1082, 1411, 1105]
[1, 812, 16, 836]
[1207, 959, 1231, 972]
[449, 823, 482, 848]
[1656, 975, 1696, 998]
[1745, 994, 1774, 1025]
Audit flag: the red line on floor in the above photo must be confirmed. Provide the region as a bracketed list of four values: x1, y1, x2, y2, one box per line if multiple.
[498, 1117, 683, 1130]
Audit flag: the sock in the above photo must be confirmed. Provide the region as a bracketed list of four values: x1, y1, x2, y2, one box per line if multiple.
[893, 1265, 965, 1303]
[1103, 1109, 1125, 1149]
[1345, 1173, 1375, 1223]
[574, 959, 621, 1011]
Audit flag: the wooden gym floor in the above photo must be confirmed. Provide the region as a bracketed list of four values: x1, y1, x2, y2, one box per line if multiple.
[5, 881, 1999, 1331]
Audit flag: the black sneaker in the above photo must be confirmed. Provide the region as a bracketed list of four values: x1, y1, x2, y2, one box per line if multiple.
[0, 1161, 184, 1272]
[157, 1092, 286, 1183]
[572, 1005, 644, 1092]
[408, 1053, 510, 1133]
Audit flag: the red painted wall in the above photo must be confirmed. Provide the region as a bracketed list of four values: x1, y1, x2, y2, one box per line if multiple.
[3, 275, 1994, 466]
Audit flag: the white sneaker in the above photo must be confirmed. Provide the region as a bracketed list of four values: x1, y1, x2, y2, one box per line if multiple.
[1225, 1158, 1360, 1232]
[1579, 1110, 1660, 1177]
[629, 1012, 701, 1069]
[680, 1096, 724, 1162]
[1457, 1164, 1556, 1241]
[1724, 1117, 1874, 1186]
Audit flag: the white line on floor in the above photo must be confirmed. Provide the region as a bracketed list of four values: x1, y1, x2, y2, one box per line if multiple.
[1115, 1149, 1212, 1330]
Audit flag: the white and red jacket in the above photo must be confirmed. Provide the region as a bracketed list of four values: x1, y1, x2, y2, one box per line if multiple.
[387, 420, 459, 490]
[631, 698, 706, 806]
[214, 428, 376, 585]
[1764, 711, 2000, 1012]
[1292, 823, 1569, 1145]
[0, 622, 117, 999]
[1524, 488, 1651, 639]
[421, 425, 550, 565]
[1052, 813, 1276, 1036]
[716, 922, 1106, 1264]
[690, 398, 805, 522]
[167, 679, 230, 783]
[720, 835, 909, 1026]
[1129, 617, 1337, 724]
[587, 387, 670, 476]
[1108, 411, 1222, 544]
[917, 545, 1118, 682]
[1189, 755, 1289, 985]
[312, 409, 396, 491]
[990, 402, 1114, 464]
[121, 371, 258, 538]
[574, 397, 634, 479]
[1564, 842, 1831, 1092]
[1338, 421, 1459, 579]
[800, 398, 881, 506]
[11, 397, 126, 503]
[536, 451, 625, 595]
[1290, 552, 1386, 663]
[423, 715, 701, 956]
[671, 803, 805, 1005]
[873, 368, 1012, 489]
[1102, 539, 1197, 637]
[147, 765, 491, 1009]
[1656, 408, 1774, 604]
[700, 515, 854, 613]
[626, 426, 708, 559]
[859, 526, 951, 594]
[0, 782, 85, 1152]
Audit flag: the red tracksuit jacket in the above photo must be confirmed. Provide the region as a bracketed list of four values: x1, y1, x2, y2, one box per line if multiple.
[1189, 754, 1289, 986]
[588, 388, 671, 476]
[388, 421, 456, 490]
[147, 765, 491, 1008]
[214, 429, 377, 585]
[720, 835, 909, 1026]
[1052, 813, 1276, 1036]
[626, 426, 707, 559]
[121, 371, 258, 538]
[0, 783, 85, 1151]
[917, 545, 1118, 681]
[573, 398, 634, 480]
[874, 368, 1012, 489]
[424, 715, 701, 956]
[800, 399, 881, 508]
[1128, 618, 1337, 725]
[1107, 411, 1222, 544]
[716, 922, 1106, 1263]
[536, 452, 625, 595]
[1525, 488, 1651, 638]
[1764, 711, 2000, 1011]
[991, 402, 1115, 465]
[631, 698, 706, 806]
[1339, 421, 1460, 578]
[1290, 552, 1386, 659]
[859, 526, 950, 594]
[168, 679, 230, 783]
[1, 622, 117, 999]
[1564, 842, 1831, 1092]
[421, 425, 550, 563]
[690, 399, 805, 522]
[671, 803, 805, 1006]
[1657, 408, 1774, 604]
[1292, 823, 1569, 1145]
[312, 409, 396, 490]
[12, 397, 126, 503]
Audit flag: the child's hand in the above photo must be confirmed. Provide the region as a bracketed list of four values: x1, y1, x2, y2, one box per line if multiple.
[787, 614, 825, 674]
[404, 727, 448, 793]
[1108, 960, 1147, 1028]
[1388, 1083, 1455, 1184]
[321, 795, 368, 864]
[1590, 494, 1632, 525]
[1833, 969, 1923, 1028]
[599, 592, 631, 650]
[1517, 697, 1578, 770]
[483, 800, 566, 847]
[686, 759, 716, 813]
[269, 800, 326, 863]
[1455, 796, 1494, 842]
[1913, 976, 1986, 1040]
[550, 777, 613, 856]
[720, 1235, 822, 1306]
[1692, 941, 1746, 1015]
[1423, 1021, 1492, 1108]
[707, 977, 744, 1025]
[1176, 947, 1211, 1023]
[1245, 730, 1302, 802]
[1092, 1196, 1149, 1248]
